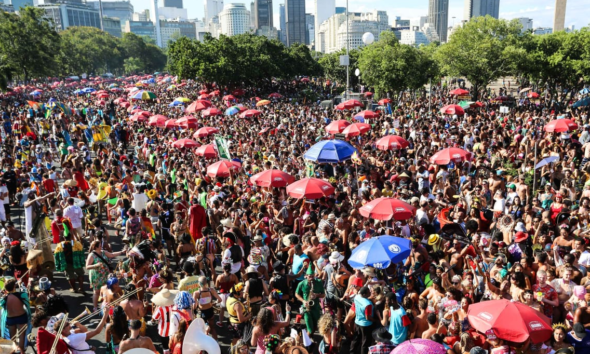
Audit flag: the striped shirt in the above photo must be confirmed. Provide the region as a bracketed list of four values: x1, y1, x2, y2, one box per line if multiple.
[153, 305, 179, 337]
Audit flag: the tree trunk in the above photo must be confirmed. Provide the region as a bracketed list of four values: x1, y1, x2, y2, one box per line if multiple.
[472, 84, 480, 101]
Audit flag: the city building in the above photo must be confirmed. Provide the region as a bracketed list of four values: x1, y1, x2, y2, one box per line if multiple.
[205, 0, 224, 23]
[37, 1, 101, 31]
[219, 3, 250, 36]
[419, 16, 428, 28]
[103, 16, 122, 37]
[158, 6, 188, 20]
[255, 25, 278, 39]
[285, 0, 306, 46]
[305, 13, 314, 45]
[428, 0, 449, 42]
[132, 10, 149, 21]
[250, 1, 255, 29]
[161, 19, 196, 40]
[394, 17, 410, 27]
[391, 26, 410, 41]
[517, 17, 533, 32]
[317, 10, 389, 53]
[162, 0, 182, 8]
[314, 0, 334, 50]
[335, 7, 345, 14]
[88, 1, 133, 24]
[553, 0, 567, 32]
[464, 0, 500, 20]
[279, 3, 286, 44]
[10, 0, 32, 10]
[0, 3, 15, 12]
[399, 26, 430, 46]
[422, 22, 440, 42]
[123, 20, 156, 42]
[150, 0, 163, 47]
[254, 0, 272, 29]
[533, 27, 552, 35]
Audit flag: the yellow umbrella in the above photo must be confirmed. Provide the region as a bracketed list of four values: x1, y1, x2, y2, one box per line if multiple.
[256, 99, 271, 107]
[175, 97, 191, 103]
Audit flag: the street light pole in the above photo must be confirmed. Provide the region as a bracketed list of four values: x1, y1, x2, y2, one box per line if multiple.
[345, 0, 349, 100]
[98, 0, 104, 31]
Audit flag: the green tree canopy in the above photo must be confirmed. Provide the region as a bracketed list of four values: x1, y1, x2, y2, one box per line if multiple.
[318, 48, 361, 90]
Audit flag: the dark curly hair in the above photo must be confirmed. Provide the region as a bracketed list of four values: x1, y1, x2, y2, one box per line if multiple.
[255, 307, 275, 335]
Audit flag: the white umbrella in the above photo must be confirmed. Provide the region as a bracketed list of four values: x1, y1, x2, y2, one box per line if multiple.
[520, 87, 532, 94]
[535, 156, 560, 169]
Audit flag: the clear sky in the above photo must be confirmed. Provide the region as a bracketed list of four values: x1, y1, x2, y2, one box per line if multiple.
[130, 0, 587, 29]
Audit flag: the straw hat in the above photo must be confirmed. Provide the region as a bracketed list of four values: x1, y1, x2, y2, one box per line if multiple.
[26, 249, 43, 262]
[428, 234, 441, 246]
[287, 346, 309, 354]
[147, 189, 158, 200]
[0, 338, 18, 354]
[151, 289, 179, 307]
[282, 234, 298, 247]
[63, 179, 77, 187]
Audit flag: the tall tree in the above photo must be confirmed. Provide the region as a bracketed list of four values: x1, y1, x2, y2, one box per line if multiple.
[318, 48, 360, 89]
[435, 16, 523, 99]
[0, 7, 60, 81]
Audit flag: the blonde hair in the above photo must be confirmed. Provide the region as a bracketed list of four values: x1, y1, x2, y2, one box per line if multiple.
[318, 313, 336, 336]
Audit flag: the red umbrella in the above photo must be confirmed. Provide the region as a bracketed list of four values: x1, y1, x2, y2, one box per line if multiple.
[430, 147, 472, 165]
[114, 98, 126, 104]
[171, 138, 199, 148]
[206, 160, 241, 178]
[364, 92, 373, 97]
[198, 89, 209, 94]
[250, 169, 295, 188]
[335, 102, 353, 111]
[467, 299, 552, 344]
[258, 127, 270, 135]
[176, 116, 198, 129]
[375, 135, 409, 150]
[378, 99, 391, 106]
[195, 144, 217, 158]
[97, 92, 109, 99]
[164, 119, 178, 129]
[186, 100, 212, 113]
[440, 105, 465, 115]
[138, 111, 151, 117]
[202, 107, 223, 117]
[359, 198, 416, 221]
[129, 114, 146, 122]
[342, 123, 371, 137]
[354, 110, 379, 119]
[268, 93, 283, 98]
[232, 89, 245, 96]
[527, 92, 540, 98]
[222, 95, 236, 101]
[199, 93, 210, 99]
[300, 78, 310, 83]
[250, 96, 261, 101]
[543, 119, 578, 133]
[148, 115, 168, 127]
[286, 178, 334, 199]
[120, 102, 130, 108]
[95, 100, 106, 105]
[449, 88, 469, 96]
[193, 127, 219, 138]
[325, 119, 351, 134]
[344, 99, 363, 107]
[210, 90, 221, 97]
[239, 109, 262, 118]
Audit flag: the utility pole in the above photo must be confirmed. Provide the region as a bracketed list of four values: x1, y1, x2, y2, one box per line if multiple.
[98, 0, 104, 31]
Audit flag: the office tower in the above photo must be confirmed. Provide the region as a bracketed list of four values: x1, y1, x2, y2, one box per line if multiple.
[314, 0, 334, 48]
[428, 0, 449, 42]
[517, 17, 533, 32]
[205, 0, 224, 23]
[464, 0, 499, 20]
[285, 0, 305, 46]
[305, 13, 314, 45]
[553, 0, 567, 32]
[150, 0, 162, 47]
[279, 3, 286, 44]
[254, 0, 273, 29]
[37, 1, 101, 31]
[219, 3, 250, 36]
[88, 1, 134, 24]
[250, 1, 255, 28]
[162, 0, 182, 8]
[335, 7, 345, 14]
[419, 16, 428, 28]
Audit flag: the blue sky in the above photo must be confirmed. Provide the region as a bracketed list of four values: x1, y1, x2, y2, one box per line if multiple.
[131, 0, 587, 29]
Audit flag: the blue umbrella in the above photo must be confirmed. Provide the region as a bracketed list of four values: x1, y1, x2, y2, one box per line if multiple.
[348, 236, 412, 270]
[169, 100, 184, 107]
[48, 97, 57, 103]
[573, 97, 590, 108]
[73, 89, 82, 95]
[225, 106, 239, 116]
[82, 87, 95, 93]
[304, 140, 357, 163]
[30, 91, 41, 96]
[580, 88, 589, 95]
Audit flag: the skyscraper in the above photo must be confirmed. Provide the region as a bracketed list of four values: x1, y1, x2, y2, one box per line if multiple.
[205, 0, 224, 23]
[314, 0, 334, 51]
[279, 3, 286, 44]
[162, 0, 183, 8]
[219, 3, 250, 36]
[254, 0, 273, 29]
[150, 0, 162, 47]
[464, 0, 500, 20]
[285, 0, 305, 46]
[429, 0, 449, 42]
[553, 0, 567, 32]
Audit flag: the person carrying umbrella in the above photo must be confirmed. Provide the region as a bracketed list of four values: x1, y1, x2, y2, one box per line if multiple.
[295, 265, 325, 335]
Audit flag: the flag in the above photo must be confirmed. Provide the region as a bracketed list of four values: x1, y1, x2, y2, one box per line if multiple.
[387, 103, 392, 115]
[351, 151, 362, 165]
[213, 135, 231, 160]
[45, 108, 52, 119]
[141, 216, 156, 240]
[305, 161, 315, 177]
[62, 221, 70, 237]
[107, 197, 118, 205]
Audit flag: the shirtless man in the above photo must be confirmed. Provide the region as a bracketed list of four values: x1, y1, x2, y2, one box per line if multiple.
[119, 284, 146, 321]
[304, 236, 321, 262]
[100, 276, 123, 310]
[574, 306, 590, 328]
[2, 279, 28, 353]
[488, 171, 505, 196]
[421, 313, 447, 339]
[516, 175, 530, 204]
[118, 319, 158, 353]
[413, 298, 429, 339]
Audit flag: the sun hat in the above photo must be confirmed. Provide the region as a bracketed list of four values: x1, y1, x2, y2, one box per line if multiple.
[152, 289, 179, 307]
[428, 234, 441, 245]
[329, 251, 344, 263]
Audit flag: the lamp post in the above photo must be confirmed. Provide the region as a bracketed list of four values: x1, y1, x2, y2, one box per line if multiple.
[345, 0, 349, 100]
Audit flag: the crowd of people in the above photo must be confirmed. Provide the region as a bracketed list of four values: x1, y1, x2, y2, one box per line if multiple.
[0, 75, 589, 354]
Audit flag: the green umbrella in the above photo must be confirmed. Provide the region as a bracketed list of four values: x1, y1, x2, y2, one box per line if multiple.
[458, 100, 474, 109]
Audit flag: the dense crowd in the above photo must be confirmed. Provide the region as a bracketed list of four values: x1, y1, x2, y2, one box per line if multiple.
[0, 75, 589, 354]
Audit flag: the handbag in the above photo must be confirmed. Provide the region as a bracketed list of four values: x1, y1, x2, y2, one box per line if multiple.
[92, 251, 114, 272]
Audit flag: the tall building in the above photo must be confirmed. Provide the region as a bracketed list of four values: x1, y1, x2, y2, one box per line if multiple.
[517, 17, 533, 32]
[10, 0, 32, 10]
[158, 6, 188, 20]
[219, 3, 250, 36]
[254, 0, 272, 29]
[419, 16, 428, 28]
[533, 27, 552, 35]
[160, 19, 196, 46]
[400, 27, 430, 46]
[279, 3, 286, 44]
[133, 10, 150, 21]
[305, 13, 314, 45]
[428, 0, 449, 42]
[317, 11, 389, 53]
[553, 0, 567, 32]
[103, 17, 122, 37]
[38, 2, 101, 31]
[335, 7, 345, 14]
[162, 0, 182, 8]
[88, 1, 133, 25]
[422, 22, 440, 42]
[205, 0, 224, 23]
[285, 0, 305, 46]
[314, 0, 334, 49]
[150, 0, 163, 47]
[394, 17, 410, 27]
[123, 20, 156, 42]
[464, 0, 500, 20]
[250, 1, 255, 28]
